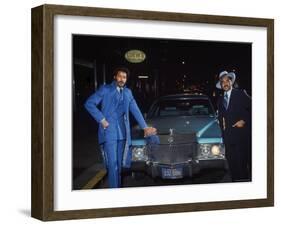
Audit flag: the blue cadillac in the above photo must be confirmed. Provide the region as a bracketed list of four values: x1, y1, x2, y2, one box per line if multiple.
[130, 93, 228, 179]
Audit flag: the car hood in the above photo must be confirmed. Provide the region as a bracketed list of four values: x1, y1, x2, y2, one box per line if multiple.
[145, 115, 222, 138]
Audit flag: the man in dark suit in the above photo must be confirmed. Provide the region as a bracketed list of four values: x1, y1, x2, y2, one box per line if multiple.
[216, 71, 251, 182]
[84, 67, 156, 188]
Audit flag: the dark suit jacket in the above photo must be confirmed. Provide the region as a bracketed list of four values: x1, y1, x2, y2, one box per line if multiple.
[217, 88, 251, 145]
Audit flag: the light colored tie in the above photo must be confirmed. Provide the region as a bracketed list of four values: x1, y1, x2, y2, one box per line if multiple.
[117, 87, 123, 100]
[223, 93, 228, 109]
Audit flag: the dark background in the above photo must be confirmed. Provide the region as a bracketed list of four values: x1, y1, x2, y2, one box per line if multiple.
[72, 34, 252, 188]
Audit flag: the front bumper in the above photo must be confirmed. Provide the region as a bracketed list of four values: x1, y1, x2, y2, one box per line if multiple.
[131, 159, 228, 179]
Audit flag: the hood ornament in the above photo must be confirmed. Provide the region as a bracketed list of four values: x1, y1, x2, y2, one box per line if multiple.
[169, 128, 174, 136]
[168, 128, 174, 144]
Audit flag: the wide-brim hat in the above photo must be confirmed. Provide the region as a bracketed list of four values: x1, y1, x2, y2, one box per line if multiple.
[216, 70, 236, 89]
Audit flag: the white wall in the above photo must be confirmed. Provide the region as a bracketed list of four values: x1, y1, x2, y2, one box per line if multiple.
[0, 0, 279, 225]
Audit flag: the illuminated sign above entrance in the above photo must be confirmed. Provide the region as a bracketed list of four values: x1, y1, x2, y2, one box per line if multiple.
[125, 49, 146, 63]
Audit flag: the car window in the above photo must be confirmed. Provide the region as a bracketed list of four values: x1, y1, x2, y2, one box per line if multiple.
[149, 98, 214, 117]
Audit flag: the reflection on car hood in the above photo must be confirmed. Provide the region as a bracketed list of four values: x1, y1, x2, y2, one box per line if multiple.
[146, 115, 221, 138]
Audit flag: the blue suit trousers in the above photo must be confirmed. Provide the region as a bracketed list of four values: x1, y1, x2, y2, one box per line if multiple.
[103, 140, 125, 188]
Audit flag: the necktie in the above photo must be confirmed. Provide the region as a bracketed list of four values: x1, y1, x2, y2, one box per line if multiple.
[118, 87, 123, 100]
[223, 93, 228, 109]
[117, 87, 123, 93]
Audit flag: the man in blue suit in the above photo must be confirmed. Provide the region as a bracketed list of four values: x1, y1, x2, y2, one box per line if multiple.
[85, 67, 156, 188]
[216, 71, 251, 182]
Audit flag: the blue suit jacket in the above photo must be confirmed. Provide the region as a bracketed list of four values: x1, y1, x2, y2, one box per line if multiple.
[84, 81, 148, 167]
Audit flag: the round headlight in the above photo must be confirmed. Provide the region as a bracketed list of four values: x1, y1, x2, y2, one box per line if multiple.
[201, 144, 210, 156]
[135, 148, 144, 157]
[132, 146, 147, 161]
[211, 145, 220, 155]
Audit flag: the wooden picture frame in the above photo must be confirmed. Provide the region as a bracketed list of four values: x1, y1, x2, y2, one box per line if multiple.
[31, 4, 274, 221]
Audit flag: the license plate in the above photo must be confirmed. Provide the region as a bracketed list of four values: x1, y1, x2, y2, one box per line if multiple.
[162, 167, 183, 179]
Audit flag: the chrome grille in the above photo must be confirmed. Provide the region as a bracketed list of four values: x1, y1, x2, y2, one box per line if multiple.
[147, 143, 197, 164]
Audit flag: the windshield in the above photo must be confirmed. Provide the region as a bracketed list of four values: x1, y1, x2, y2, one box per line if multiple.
[148, 98, 215, 118]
